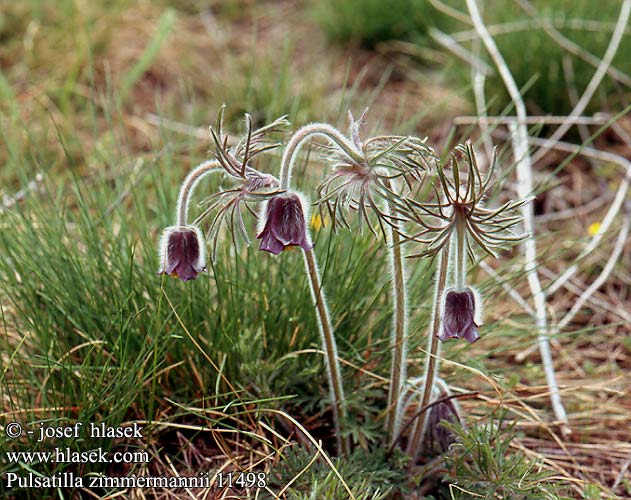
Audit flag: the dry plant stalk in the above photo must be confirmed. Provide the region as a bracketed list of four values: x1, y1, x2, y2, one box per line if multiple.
[461, 0, 631, 435]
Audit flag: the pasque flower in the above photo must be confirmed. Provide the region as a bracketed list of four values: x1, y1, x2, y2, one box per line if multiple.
[198, 111, 288, 260]
[276, 113, 436, 447]
[158, 225, 206, 281]
[438, 287, 480, 343]
[315, 111, 435, 237]
[403, 142, 528, 259]
[257, 192, 313, 255]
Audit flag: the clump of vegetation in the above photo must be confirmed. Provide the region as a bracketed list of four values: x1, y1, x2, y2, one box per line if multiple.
[2, 1, 629, 499]
[268, 447, 408, 500]
[460, 0, 631, 115]
[152, 96, 542, 500]
[313, 0, 442, 47]
[313, 0, 631, 114]
[442, 412, 570, 499]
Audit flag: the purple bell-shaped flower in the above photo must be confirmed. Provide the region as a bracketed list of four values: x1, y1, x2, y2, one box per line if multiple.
[438, 287, 480, 343]
[257, 193, 313, 255]
[158, 225, 206, 281]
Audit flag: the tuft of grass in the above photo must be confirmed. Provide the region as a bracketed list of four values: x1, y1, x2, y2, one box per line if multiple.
[313, 0, 445, 48]
[506, 2, 629, 114]
[268, 446, 408, 499]
[0, 110, 433, 497]
[445, 0, 631, 115]
[209, 37, 332, 129]
[313, 0, 631, 115]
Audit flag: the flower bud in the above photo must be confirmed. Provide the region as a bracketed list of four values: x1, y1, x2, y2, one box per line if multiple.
[428, 394, 460, 452]
[158, 225, 206, 281]
[257, 192, 313, 255]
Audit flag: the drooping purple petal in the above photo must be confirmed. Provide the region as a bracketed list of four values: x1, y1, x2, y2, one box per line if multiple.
[462, 326, 480, 344]
[257, 193, 313, 254]
[438, 288, 480, 343]
[258, 227, 285, 255]
[158, 226, 206, 281]
[437, 325, 453, 343]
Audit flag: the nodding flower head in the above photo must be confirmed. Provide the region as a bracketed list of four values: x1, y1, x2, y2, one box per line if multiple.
[257, 192, 313, 255]
[438, 287, 480, 343]
[158, 225, 206, 281]
[316, 111, 436, 237]
[189, 109, 288, 261]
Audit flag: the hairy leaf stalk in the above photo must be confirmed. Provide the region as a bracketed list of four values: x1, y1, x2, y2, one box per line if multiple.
[176, 159, 221, 226]
[279, 123, 364, 190]
[455, 212, 467, 292]
[280, 123, 416, 451]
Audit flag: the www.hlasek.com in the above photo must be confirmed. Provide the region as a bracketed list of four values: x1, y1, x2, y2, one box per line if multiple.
[4, 421, 267, 490]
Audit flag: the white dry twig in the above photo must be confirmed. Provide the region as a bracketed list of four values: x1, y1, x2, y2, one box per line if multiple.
[535, 191, 613, 224]
[428, 0, 472, 25]
[465, 0, 569, 427]
[145, 113, 209, 139]
[562, 56, 600, 170]
[530, 0, 631, 164]
[522, 135, 631, 297]
[516, 0, 631, 87]
[540, 267, 631, 324]
[1, 173, 45, 214]
[429, 28, 492, 76]
[453, 115, 610, 126]
[479, 261, 535, 316]
[556, 216, 630, 331]
[613, 452, 631, 490]
[450, 19, 630, 45]
[471, 37, 494, 162]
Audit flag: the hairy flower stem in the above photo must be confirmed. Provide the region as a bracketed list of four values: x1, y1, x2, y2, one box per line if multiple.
[406, 242, 450, 461]
[176, 160, 222, 226]
[279, 125, 358, 456]
[455, 213, 467, 291]
[279, 123, 364, 190]
[385, 203, 408, 446]
[280, 124, 413, 451]
[303, 248, 350, 456]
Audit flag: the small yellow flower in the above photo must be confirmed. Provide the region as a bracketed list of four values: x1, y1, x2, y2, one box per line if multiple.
[310, 213, 326, 231]
[588, 222, 601, 236]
